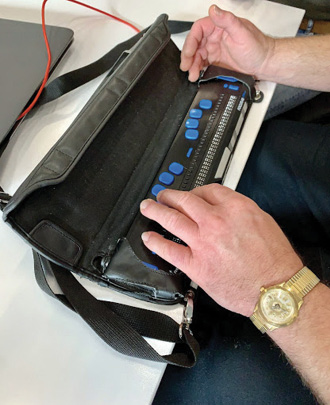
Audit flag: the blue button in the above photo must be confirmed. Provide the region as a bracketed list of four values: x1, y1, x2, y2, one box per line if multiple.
[189, 109, 202, 119]
[185, 129, 199, 140]
[217, 75, 237, 82]
[224, 83, 228, 88]
[186, 147, 193, 158]
[185, 118, 199, 129]
[151, 184, 166, 197]
[159, 172, 174, 186]
[229, 84, 239, 91]
[169, 162, 184, 175]
[199, 99, 212, 109]
[142, 261, 159, 270]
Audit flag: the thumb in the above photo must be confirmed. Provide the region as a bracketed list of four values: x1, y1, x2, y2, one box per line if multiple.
[208, 4, 243, 37]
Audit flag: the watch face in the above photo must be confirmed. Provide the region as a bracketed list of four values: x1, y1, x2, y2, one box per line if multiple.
[260, 287, 298, 326]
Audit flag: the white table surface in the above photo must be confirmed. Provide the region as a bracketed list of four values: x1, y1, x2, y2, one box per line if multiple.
[0, 1, 304, 404]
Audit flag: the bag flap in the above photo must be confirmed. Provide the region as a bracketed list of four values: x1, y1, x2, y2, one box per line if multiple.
[3, 14, 170, 220]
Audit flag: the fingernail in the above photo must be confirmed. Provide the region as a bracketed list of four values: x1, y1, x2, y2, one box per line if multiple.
[141, 232, 150, 242]
[140, 200, 149, 211]
[188, 72, 195, 82]
[213, 5, 222, 15]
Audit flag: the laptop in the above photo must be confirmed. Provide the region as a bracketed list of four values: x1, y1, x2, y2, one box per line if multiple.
[0, 18, 73, 146]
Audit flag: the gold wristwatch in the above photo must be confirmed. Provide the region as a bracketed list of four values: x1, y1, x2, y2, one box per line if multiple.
[250, 266, 320, 333]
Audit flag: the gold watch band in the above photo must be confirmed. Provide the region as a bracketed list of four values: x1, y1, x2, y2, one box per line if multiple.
[285, 266, 320, 299]
[250, 313, 268, 334]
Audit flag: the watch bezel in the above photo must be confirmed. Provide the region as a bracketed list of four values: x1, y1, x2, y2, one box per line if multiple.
[258, 285, 300, 328]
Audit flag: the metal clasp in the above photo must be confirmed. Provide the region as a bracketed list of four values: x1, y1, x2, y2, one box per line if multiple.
[179, 289, 195, 339]
[253, 82, 264, 103]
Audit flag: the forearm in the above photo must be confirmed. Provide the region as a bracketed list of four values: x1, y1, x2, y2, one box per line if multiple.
[258, 35, 330, 91]
[269, 283, 330, 404]
[140, 186, 330, 402]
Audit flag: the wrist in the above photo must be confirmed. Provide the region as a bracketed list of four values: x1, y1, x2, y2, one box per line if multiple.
[254, 36, 277, 81]
[268, 283, 330, 405]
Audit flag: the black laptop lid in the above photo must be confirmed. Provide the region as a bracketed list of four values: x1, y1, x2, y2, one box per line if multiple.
[0, 18, 73, 145]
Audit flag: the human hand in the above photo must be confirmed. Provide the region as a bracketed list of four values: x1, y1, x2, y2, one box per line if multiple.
[140, 184, 303, 317]
[181, 4, 275, 82]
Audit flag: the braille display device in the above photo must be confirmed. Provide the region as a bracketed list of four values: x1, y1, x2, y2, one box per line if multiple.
[123, 66, 259, 275]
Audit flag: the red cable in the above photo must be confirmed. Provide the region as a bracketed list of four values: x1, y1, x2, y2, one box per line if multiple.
[67, 0, 140, 33]
[17, 0, 140, 121]
[17, 0, 51, 120]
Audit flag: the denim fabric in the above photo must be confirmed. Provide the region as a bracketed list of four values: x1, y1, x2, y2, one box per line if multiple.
[237, 119, 330, 280]
[265, 85, 320, 120]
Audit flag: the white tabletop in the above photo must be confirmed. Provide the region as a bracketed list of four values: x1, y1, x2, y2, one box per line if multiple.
[0, 1, 304, 404]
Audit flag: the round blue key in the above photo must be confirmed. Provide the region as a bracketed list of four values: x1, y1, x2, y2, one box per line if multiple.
[185, 118, 199, 129]
[185, 129, 199, 140]
[151, 184, 166, 197]
[169, 162, 184, 176]
[189, 109, 202, 119]
[159, 172, 174, 186]
[199, 99, 212, 109]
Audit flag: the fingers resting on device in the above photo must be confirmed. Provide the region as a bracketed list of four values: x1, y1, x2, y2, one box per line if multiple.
[140, 184, 302, 316]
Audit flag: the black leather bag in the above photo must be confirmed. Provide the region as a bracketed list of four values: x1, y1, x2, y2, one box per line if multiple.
[0, 14, 256, 366]
[1, 14, 201, 367]
[3, 14, 195, 302]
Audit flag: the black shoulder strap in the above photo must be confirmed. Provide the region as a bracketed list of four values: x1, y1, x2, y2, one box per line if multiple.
[36, 29, 146, 106]
[33, 251, 199, 367]
[36, 20, 192, 107]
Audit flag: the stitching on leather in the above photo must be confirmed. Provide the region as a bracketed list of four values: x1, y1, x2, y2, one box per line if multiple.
[43, 166, 60, 175]
[55, 148, 74, 160]
[32, 222, 81, 263]
[9, 217, 98, 278]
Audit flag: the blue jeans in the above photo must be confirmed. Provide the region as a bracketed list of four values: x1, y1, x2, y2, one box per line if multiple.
[265, 85, 320, 120]
[238, 119, 330, 274]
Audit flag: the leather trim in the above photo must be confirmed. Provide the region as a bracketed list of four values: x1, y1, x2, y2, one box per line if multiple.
[30, 220, 82, 265]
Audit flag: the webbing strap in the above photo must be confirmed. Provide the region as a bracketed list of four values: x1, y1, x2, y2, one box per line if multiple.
[33, 251, 199, 367]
